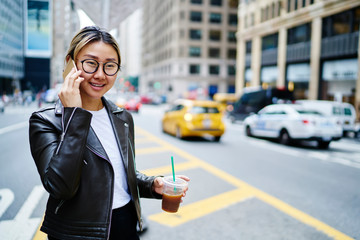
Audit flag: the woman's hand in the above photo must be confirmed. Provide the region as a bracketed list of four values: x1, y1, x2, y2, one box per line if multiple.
[58, 67, 84, 108]
[153, 175, 190, 200]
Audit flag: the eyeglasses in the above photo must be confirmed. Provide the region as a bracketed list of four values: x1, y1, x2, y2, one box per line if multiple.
[80, 59, 120, 76]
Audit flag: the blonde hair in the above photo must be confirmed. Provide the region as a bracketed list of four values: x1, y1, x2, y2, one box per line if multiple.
[65, 26, 121, 65]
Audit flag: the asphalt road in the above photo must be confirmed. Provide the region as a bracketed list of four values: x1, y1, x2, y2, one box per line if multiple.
[0, 102, 359, 240]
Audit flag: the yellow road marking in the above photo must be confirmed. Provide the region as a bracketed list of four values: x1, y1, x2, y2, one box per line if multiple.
[32, 127, 354, 240]
[141, 161, 200, 176]
[149, 188, 254, 227]
[32, 216, 46, 240]
[135, 146, 169, 155]
[136, 127, 354, 240]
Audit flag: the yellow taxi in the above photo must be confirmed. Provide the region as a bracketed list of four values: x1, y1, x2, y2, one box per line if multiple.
[162, 99, 226, 142]
[213, 93, 238, 113]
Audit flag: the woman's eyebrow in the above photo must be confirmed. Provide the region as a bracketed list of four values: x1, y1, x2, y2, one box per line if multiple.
[82, 54, 117, 62]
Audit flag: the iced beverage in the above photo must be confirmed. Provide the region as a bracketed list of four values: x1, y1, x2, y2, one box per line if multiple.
[161, 176, 188, 213]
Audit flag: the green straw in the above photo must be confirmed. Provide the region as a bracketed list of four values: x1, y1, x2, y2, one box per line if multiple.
[171, 156, 176, 191]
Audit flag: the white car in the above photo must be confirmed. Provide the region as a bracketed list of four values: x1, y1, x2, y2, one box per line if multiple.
[296, 100, 356, 137]
[243, 104, 342, 149]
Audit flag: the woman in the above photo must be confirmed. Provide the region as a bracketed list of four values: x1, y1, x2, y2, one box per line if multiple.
[29, 26, 189, 240]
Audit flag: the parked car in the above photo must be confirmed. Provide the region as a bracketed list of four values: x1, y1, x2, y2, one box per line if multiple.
[243, 104, 342, 149]
[162, 99, 225, 141]
[116, 96, 142, 113]
[228, 87, 294, 123]
[124, 97, 142, 113]
[296, 100, 356, 137]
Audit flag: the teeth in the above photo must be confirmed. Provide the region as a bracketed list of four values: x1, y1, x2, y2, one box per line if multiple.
[91, 83, 104, 87]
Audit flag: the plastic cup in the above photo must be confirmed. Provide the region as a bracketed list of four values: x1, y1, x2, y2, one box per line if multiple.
[162, 176, 188, 213]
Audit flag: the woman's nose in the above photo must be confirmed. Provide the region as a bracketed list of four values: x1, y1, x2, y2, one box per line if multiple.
[94, 64, 106, 79]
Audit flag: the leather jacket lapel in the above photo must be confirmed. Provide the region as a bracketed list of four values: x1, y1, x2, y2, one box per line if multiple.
[86, 127, 110, 161]
[103, 98, 129, 169]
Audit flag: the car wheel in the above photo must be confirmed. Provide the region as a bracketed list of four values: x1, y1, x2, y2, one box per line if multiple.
[214, 136, 221, 142]
[176, 126, 183, 139]
[245, 126, 252, 137]
[279, 130, 291, 145]
[318, 140, 330, 149]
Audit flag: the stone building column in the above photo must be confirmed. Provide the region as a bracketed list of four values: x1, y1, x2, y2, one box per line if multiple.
[235, 39, 246, 95]
[251, 36, 261, 87]
[277, 27, 287, 88]
[309, 17, 322, 100]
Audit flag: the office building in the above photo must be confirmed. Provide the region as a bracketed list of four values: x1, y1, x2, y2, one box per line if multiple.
[236, 0, 360, 119]
[141, 0, 239, 101]
[0, 0, 24, 95]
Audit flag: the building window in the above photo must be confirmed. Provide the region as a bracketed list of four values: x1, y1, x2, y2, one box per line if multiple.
[228, 65, 236, 76]
[287, 23, 311, 44]
[322, 8, 360, 37]
[190, 64, 201, 74]
[228, 14, 238, 25]
[191, 0, 202, 4]
[227, 49, 237, 59]
[190, 11, 202, 22]
[189, 47, 201, 57]
[228, 0, 239, 8]
[209, 30, 221, 41]
[210, 0, 222, 6]
[209, 65, 220, 75]
[190, 29, 202, 40]
[262, 33, 278, 50]
[209, 48, 220, 58]
[209, 13, 222, 24]
[246, 40, 252, 54]
[228, 31, 236, 42]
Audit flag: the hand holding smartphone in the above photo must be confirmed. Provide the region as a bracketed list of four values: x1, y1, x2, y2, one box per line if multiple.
[59, 59, 83, 108]
[62, 59, 77, 80]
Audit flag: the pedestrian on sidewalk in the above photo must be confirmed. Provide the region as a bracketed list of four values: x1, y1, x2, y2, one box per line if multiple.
[29, 26, 189, 240]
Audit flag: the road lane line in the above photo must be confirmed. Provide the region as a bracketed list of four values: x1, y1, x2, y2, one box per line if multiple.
[0, 185, 46, 240]
[149, 189, 254, 227]
[136, 127, 353, 240]
[32, 127, 353, 240]
[0, 121, 28, 135]
[136, 146, 169, 155]
[32, 215, 46, 240]
[0, 188, 14, 218]
[141, 161, 200, 176]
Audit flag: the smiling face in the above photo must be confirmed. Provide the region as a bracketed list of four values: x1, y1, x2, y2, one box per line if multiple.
[75, 41, 119, 109]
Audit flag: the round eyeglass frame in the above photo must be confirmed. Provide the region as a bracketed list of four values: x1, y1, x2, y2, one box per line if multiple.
[79, 59, 120, 76]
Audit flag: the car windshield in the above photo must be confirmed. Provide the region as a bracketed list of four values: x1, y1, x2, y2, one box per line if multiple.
[189, 106, 220, 114]
[296, 109, 322, 115]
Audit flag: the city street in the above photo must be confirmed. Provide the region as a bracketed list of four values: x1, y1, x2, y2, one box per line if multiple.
[0, 103, 360, 240]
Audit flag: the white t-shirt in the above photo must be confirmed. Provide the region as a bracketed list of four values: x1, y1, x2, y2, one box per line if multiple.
[89, 107, 131, 209]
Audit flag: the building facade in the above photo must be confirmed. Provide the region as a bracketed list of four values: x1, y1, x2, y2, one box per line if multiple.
[141, 0, 238, 101]
[0, 0, 24, 95]
[236, 0, 360, 119]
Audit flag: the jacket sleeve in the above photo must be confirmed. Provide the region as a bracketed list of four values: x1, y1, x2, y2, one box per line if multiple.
[29, 107, 92, 200]
[125, 111, 162, 199]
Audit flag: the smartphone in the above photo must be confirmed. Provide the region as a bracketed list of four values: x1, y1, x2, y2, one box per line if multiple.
[62, 59, 77, 79]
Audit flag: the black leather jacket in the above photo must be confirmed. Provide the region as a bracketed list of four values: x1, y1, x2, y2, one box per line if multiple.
[29, 97, 161, 240]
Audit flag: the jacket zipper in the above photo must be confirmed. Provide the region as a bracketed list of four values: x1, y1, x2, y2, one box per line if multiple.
[55, 107, 77, 155]
[55, 200, 65, 214]
[128, 138, 143, 231]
